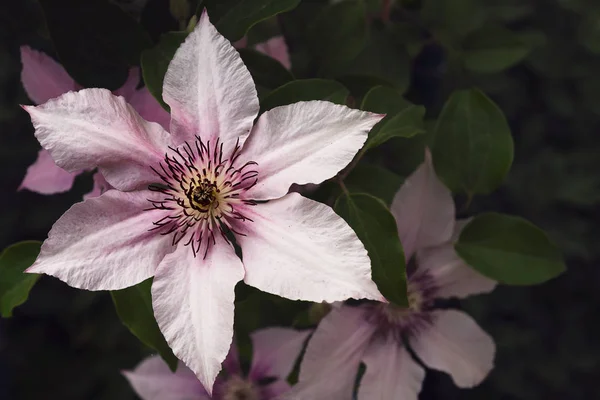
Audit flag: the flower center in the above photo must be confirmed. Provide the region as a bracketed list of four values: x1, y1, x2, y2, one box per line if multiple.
[220, 375, 260, 400]
[147, 136, 258, 257]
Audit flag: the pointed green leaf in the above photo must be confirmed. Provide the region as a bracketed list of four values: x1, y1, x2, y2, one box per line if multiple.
[431, 88, 514, 194]
[455, 213, 566, 285]
[345, 163, 404, 205]
[0, 241, 42, 317]
[260, 79, 349, 112]
[335, 193, 408, 306]
[111, 279, 178, 371]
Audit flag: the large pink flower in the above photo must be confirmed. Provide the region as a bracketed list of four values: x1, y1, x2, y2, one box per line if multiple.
[23, 10, 383, 394]
[124, 327, 310, 400]
[18, 46, 169, 197]
[286, 151, 497, 400]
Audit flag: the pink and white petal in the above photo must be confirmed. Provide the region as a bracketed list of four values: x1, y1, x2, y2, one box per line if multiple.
[417, 244, 496, 299]
[152, 236, 245, 395]
[357, 336, 425, 400]
[114, 68, 141, 100]
[128, 87, 171, 131]
[237, 192, 382, 303]
[254, 36, 291, 70]
[240, 102, 383, 200]
[410, 310, 495, 388]
[20, 46, 76, 104]
[163, 10, 258, 154]
[19, 149, 79, 194]
[24, 88, 171, 191]
[83, 171, 113, 200]
[249, 327, 311, 381]
[123, 355, 209, 400]
[284, 306, 376, 400]
[390, 149, 455, 260]
[27, 190, 174, 290]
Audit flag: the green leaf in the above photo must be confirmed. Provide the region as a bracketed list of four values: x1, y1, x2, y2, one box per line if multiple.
[345, 163, 403, 205]
[309, 0, 367, 75]
[0, 241, 41, 317]
[141, 31, 188, 110]
[111, 279, 178, 371]
[463, 26, 532, 73]
[214, 0, 301, 41]
[238, 48, 294, 91]
[260, 79, 349, 112]
[360, 86, 426, 150]
[39, 0, 152, 90]
[335, 193, 407, 306]
[431, 88, 514, 195]
[455, 213, 566, 285]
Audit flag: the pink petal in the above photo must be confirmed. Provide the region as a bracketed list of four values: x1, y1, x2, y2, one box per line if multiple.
[19, 149, 78, 194]
[27, 190, 174, 290]
[123, 355, 209, 400]
[152, 236, 245, 395]
[24, 88, 172, 191]
[249, 327, 311, 381]
[114, 67, 141, 100]
[233, 36, 248, 48]
[20, 46, 76, 104]
[357, 336, 425, 400]
[254, 36, 291, 70]
[240, 101, 384, 200]
[410, 310, 495, 388]
[237, 192, 382, 303]
[163, 10, 259, 155]
[83, 171, 113, 200]
[287, 306, 375, 400]
[390, 149, 455, 260]
[222, 338, 241, 376]
[128, 87, 171, 131]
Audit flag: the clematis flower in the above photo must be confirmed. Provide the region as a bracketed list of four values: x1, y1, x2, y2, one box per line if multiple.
[124, 327, 310, 400]
[286, 151, 497, 400]
[18, 46, 169, 197]
[23, 10, 384, 394]
[235, 36, 292, 70]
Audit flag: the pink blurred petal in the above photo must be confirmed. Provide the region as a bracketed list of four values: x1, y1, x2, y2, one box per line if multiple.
[128, 87, 171, 131]
[123, 355, 209, 400]
[390, 149, 455, 260]
[237, 192, 382, 303]
[287, 306, 376, 400]
[19, 149, 78, 194]
[249, 327, 311, 381]
[83, 171, 113, 200]
[24, 88, 171, 191]
[409, 310, 495, 388]
[357, 336, 425, 400]
[152, 236, 245, 395]
[233, 36, 248, 48]
[163, 10, 259, 155]
[27, 190, 174, 290]
[222, 338, 241, 376]
[240, 101, 383, 200]
[20, 46, 76, 104]
[114, 67, 141, 100]
[254, 36, 291, 70]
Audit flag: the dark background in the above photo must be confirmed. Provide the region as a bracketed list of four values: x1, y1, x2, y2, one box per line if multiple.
[1, 0, 599, 399]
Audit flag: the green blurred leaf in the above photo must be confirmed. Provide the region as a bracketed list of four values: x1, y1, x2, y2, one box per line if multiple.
[361, 86, 425, 149]
[0, 241, 41, 317]
[141, 31, 188, 110]
[421, 0, 484, 38]
[431, 88, 514, 195]
[260, 79, 349, 112]
[213, 0, 301, 41]
[39, 0, 152, 90]
[309, 0, 367, 75]
[463, 26, 532, 73]
[111, 279, 178, 371]
[578, 12, 600, 54]
[238, 48, 294, 91]
[455, 213, 566, 285]
[345, 163, 404, 205]
[335, 193, 407, 306]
